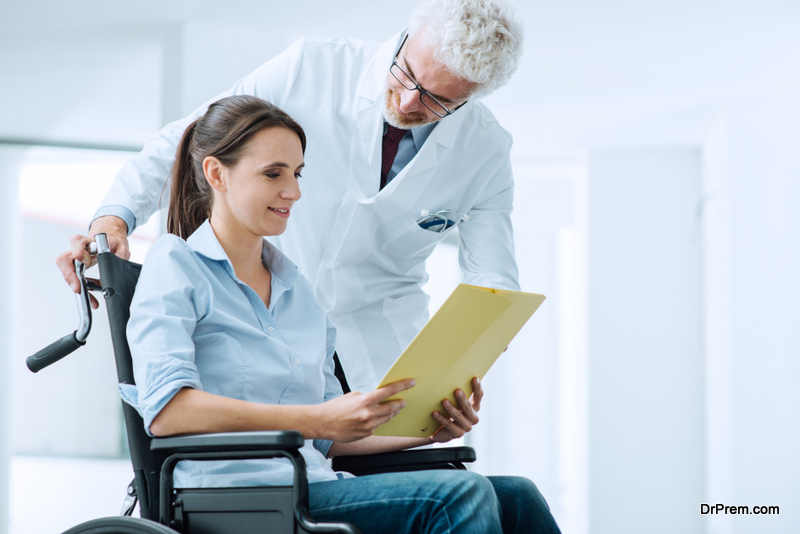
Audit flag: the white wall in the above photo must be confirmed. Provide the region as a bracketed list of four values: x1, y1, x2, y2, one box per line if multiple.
[703, 98, 800, 534]
[0, 148, 24, 534]
[587, 148, 705, 534]
[0, 30, 164, 146]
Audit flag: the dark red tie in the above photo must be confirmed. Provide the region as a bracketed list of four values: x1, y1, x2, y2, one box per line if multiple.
[381, 125, 408, 190]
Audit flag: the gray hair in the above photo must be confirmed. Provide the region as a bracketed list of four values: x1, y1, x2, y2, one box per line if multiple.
[408, 0, 524, 99]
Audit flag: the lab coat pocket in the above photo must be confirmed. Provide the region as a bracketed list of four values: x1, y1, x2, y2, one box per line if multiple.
[380, 218, 455, 259]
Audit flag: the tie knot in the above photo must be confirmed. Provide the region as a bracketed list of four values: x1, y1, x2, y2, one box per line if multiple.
[386, 125, 407, 143]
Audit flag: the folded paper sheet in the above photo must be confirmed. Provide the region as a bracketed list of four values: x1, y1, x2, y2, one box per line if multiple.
[374, 284, 546, 437]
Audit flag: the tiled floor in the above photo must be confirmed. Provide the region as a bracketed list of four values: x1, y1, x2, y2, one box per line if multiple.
[9, 455, 134, 534]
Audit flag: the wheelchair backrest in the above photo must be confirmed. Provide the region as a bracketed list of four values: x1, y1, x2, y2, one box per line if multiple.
[97, 251, 167, 521]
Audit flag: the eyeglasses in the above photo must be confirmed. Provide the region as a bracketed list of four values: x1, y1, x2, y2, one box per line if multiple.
[389, 34, 468, 119]
[417, 209, 470, 233]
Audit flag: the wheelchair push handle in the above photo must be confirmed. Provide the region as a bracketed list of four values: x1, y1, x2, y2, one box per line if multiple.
[26, 332, 86, 373]
[26, 234, 110, 373]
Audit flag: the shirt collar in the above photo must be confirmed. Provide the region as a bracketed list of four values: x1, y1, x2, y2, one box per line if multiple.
[383, 120, 437, 151]
[186, 219, 298, 289]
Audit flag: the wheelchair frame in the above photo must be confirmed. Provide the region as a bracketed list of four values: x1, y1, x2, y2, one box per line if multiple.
[27, 233, 475, 534]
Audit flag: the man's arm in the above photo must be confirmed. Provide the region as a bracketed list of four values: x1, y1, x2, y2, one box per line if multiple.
[457, 154, 521, 291]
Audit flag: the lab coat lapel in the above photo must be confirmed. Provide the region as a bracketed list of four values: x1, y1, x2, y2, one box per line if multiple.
[355, 32, 403, 191]
[355, 101, 382, 181]
[375, 103, 466, 203]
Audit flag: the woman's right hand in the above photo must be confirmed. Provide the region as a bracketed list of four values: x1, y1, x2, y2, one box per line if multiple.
[316, 378, 415, 442]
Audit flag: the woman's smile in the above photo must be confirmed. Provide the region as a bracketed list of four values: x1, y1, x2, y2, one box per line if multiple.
[268, 206, 291, 218]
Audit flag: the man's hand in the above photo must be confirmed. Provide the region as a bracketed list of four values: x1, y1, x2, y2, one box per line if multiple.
[429, 377, 484, 443]
[316, 378, 415, 442]
[56, 216, 130, 309]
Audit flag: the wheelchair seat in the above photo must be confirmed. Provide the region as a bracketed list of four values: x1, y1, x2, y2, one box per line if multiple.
[27, 233, 476, 533]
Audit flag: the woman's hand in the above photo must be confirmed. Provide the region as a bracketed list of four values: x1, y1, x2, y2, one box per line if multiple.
[429, 377, 484, 443]
[316, 378, 415, 442]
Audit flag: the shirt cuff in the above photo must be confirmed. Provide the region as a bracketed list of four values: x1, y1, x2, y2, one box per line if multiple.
[90, 205, 137, 236]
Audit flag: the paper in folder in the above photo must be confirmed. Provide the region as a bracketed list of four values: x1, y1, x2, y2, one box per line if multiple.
[373, 284, 546, 438]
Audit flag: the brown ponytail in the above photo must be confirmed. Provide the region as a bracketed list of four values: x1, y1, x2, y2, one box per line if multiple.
[168, 119, 209, 239]
[166, 95, 306, 239]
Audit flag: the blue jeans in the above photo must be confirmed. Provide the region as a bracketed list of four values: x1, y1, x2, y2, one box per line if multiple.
[308, 471, 561, 534]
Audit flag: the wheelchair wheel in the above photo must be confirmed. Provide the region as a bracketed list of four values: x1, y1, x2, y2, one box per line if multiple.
[62, 516, 176, 534]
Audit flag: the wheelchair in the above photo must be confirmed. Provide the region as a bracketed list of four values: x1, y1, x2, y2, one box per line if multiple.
[26, 233, 476, 534]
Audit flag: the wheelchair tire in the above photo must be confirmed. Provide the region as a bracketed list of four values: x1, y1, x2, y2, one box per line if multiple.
[61, 516, 176, 534]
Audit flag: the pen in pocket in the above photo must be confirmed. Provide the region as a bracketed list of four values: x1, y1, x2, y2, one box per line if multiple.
[416, 209, 469, 233]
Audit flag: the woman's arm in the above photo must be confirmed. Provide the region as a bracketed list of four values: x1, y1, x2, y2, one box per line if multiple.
[150, 378, 416, 442]
[149, 388, 313, 437]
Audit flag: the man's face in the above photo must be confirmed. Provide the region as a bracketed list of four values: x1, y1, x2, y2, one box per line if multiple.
[383, 34, 476, 129]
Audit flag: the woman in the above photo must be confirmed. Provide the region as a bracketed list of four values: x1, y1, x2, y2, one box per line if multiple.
[120, 95, 555, 534]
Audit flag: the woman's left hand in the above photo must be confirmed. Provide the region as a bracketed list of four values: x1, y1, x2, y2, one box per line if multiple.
[429, 377, 484, 443]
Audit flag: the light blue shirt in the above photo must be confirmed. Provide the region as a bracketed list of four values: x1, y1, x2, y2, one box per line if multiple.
[119, 220, 348, 487]
[382, 120, 436, 187]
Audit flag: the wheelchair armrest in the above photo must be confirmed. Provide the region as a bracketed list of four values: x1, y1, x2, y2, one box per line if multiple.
[151, 430, 304, 453]
[332, 446, 476, 477]
[153, 431, 318, 529]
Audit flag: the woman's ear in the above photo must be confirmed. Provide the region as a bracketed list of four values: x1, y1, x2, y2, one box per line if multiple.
[203, 156, 227, 192]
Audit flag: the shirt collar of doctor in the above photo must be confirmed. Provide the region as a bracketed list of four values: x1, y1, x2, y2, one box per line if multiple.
[186, 219, 298, 289]
[384, 120, 437, 152]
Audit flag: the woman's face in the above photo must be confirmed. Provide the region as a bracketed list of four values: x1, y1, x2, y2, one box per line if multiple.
[215, 127, 304, 238]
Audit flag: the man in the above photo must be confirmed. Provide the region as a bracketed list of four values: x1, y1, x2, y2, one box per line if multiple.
[62, 0, 521, 393]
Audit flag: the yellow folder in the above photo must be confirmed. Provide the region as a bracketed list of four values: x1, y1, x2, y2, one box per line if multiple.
[373, 284, 546, 438]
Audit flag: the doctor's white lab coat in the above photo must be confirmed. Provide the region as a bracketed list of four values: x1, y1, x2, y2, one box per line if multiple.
[100, 30, 520, 391]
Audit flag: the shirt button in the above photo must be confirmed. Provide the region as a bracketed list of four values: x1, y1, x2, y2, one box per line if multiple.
[294, 359, 300, 366]
[268, 326, 274, 332]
